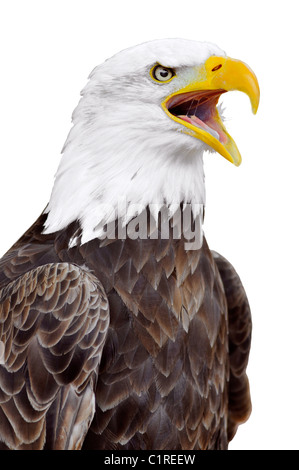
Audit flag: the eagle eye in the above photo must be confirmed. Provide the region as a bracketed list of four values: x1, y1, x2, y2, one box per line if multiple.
[151, 65, 175, 83]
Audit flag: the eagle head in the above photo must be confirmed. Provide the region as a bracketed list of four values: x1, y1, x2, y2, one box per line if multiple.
[44, 39, 259, 243]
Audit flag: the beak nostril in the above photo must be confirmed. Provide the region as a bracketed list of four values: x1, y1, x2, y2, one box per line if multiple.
[211, 64, 222, 72]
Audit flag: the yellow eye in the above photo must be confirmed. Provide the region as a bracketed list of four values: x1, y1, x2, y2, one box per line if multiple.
[151, 65, 175, 83]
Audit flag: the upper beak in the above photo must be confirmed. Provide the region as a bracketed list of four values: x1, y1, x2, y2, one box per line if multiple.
[206, 56, 260, 114]
[162, 56, 260, 166]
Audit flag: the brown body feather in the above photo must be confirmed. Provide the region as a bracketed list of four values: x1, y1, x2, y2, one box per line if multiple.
[0, 213, 251, 449]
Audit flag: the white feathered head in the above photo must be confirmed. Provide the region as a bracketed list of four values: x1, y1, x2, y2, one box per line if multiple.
[44, 38, 259, 243]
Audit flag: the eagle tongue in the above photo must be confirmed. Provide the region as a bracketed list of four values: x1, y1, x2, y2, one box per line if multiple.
[178, 115, 220, 141]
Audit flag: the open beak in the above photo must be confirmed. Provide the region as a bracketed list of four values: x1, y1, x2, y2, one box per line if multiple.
[162, 56, 260, 166]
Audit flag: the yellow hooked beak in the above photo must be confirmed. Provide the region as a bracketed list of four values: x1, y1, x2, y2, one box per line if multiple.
[162, 56, 260, 166]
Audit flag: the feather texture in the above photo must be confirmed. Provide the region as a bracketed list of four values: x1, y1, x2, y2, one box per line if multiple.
[212, 251, 252, 440]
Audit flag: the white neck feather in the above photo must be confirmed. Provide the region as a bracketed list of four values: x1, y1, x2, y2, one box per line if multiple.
[43, 130, 206, 245]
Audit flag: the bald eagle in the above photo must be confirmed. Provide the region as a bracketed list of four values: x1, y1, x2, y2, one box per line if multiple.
[0, 39, 259, 450]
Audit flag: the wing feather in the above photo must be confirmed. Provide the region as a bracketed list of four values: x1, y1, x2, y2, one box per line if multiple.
[212, 251, 252, 441]
[0, 262, 109, 449]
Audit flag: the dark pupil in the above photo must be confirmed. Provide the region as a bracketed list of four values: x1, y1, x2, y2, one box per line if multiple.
[160, 69, 169, 77]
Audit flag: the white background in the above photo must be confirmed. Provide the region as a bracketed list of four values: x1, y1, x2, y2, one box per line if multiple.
[0, 0, 298, 450]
